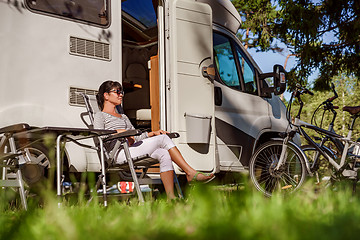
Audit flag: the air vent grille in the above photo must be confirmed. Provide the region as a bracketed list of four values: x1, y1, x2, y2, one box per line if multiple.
[69, 36, 110, 61]
[69, 87, 98, 106]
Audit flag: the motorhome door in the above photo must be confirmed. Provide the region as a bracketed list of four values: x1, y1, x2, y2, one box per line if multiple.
[166, 0, 217, 173]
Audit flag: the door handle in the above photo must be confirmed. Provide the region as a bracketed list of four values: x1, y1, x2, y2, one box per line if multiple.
[202, 64, 215, 82]
[215, 87, 222, 106]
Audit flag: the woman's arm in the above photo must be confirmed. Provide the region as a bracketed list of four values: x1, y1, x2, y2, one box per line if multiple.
[116, 129, 135, 146]
[93, 112, 105, 129]
[147, 129, 169, 137]
[121, 115, 148, 141]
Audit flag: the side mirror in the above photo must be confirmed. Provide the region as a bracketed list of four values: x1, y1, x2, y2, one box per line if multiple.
[273, 64, 286, 95]
[258, 64, 286, 97]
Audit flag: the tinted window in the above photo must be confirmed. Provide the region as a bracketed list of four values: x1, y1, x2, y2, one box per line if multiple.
[234, 44, 257, 95]
[122, 0, 157, 29]
[213, 33, 240, 89]
[26, 0, 108, 26]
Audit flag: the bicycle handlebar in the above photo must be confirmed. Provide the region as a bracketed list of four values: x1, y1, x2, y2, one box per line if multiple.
[290, 83, 337, 125]
[326, 96, 337, 102]
[310, 83, 339, 128]
[304, 88, 314, 96]
[295, 84, 314, 96]
[323, 83, 338, 104]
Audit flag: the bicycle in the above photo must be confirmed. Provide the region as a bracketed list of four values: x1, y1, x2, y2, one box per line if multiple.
[301, 83, 343, 185]
[301, 84, 360, 187]
[249, 84, 360, 196]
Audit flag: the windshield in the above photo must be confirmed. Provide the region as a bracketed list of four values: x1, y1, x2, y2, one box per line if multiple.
[122, 0, 157, 29]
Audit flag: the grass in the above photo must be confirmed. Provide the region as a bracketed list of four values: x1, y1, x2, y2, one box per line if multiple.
[2, 180, 360, 240]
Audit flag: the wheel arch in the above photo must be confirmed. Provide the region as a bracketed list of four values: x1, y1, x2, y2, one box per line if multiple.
[253, 131, 281, 152]
[254, 134, 312, 175]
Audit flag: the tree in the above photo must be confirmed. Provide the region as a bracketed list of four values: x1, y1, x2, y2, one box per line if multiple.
[232, 0, 281, 51]
[275, 0, 360, 90]
[232, 0, 360, 90]
[289, 73, 360, 140]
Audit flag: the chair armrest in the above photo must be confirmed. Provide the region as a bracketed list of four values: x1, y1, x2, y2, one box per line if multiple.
[167, 132, 180, 139]
[103, 129, 142, 142]
[0, 123, 30, 134]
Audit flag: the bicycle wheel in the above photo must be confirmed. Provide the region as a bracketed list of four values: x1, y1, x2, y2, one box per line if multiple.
[249, 140, 307, 197]
[301, 145, 338, 186]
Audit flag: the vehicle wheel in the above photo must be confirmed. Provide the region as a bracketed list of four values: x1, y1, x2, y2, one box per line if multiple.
[301, 145, 338, 187]
[20, 144, 52, 186]
[1, 143, 52, 208]
[249, 140, 306, 197]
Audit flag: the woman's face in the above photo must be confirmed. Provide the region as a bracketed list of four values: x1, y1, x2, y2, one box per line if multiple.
[106, 88, 124, 105]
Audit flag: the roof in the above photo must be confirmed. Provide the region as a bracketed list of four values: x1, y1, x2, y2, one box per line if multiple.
[196, 0, 242, 34]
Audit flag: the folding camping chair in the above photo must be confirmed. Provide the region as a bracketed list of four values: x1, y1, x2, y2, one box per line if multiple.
[0, 123, 31, 210]
[80, 93, 183, 202]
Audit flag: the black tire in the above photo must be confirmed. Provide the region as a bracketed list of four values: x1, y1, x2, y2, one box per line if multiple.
[301, 145, 338, 186]
[249, 140, 307, 197]
[1, 143, 52, 208]
[20, 144, 51, 186]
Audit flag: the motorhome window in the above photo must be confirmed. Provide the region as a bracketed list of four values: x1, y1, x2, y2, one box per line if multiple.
[25, 0, 109, 26]
[122, 0, 157, 29]
[234, 45, 257, 95]
[213, 33, 240, 89]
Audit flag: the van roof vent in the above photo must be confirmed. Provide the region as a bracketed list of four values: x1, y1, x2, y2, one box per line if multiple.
[69, 87, 98, 107]
[69, 36, 111, 61]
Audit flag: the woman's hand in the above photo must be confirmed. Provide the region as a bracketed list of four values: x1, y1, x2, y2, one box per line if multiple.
[116, 129, 127, 134]
[148, 129, 168, 137]
[116, 129, 135, 146]
[126, 136, 135, 146]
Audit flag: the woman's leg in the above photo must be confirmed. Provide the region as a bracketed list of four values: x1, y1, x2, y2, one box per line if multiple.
[149, 135, 214, 181]
[168, 147, 214, 182]
[151, 148, 175, 199]
[115, 135, 173, 165]
[136, 134, 214, 182]
[160, 171, 175, 199]
[115, 137, 176, 198]
[116, 135, 213, 187]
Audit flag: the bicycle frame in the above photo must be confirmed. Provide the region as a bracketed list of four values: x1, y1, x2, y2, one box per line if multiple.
[274, 133, 311, 174]
[310, 88, 344, 158]
[276, 84, 360, 179]
[294, 118, 359, 172]
[292, 90, 360, 178]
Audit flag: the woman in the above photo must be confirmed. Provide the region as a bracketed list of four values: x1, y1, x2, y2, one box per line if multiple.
[94, 80, 214, 199]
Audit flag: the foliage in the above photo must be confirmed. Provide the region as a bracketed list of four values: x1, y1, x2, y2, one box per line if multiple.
[2, 182, 360, 240]
[232, 0, 360, 90]
[276, 0, 360, 90]
[287, 73, 360, 140]
[232, 0, 280, 52]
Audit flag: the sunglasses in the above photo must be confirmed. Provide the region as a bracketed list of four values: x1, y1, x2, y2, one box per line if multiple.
[109, 89, 124, 95]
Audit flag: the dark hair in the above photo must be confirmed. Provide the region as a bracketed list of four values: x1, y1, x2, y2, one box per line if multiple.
[96, 80, 122, 110]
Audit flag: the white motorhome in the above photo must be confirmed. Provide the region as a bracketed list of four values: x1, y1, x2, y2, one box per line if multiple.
[0, 0, 288, 184]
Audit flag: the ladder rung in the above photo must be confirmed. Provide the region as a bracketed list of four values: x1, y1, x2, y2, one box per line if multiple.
[0, 164, 18, 169]
[0, 153, 22, 161]
[0, 179, 22, 187]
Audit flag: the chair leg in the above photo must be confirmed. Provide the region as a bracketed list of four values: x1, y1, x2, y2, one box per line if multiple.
[16, 169, 28, 210]
[173, 171, 184, 199]
[122, 142, 144, 203]
[9, 136, 27, 210]
[98, 138, 108, 207]
[0, 168, 28, 210]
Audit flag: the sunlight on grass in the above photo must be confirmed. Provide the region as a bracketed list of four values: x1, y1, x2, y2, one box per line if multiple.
[2, 180, 360, 239]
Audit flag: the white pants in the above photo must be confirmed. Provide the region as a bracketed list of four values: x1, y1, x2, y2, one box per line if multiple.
[115, 134, 175, 173]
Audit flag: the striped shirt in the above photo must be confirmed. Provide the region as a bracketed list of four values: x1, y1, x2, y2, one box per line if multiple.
[93, 112, 148, 143]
